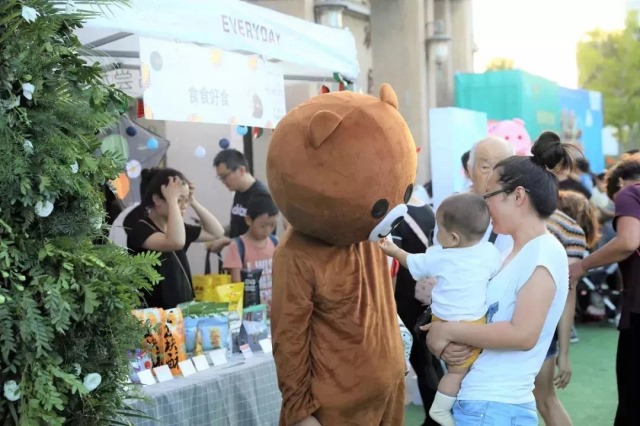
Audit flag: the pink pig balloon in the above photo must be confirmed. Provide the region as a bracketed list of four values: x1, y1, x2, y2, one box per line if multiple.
[487, 118, 532, 156]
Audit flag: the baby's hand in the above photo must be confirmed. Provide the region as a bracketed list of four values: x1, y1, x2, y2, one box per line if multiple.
[378, 238, 399, 257]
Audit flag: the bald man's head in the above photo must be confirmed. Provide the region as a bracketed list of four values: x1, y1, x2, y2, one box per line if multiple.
[468, 136, 515, 195]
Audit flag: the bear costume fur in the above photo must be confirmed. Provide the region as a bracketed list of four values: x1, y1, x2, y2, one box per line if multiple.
[267, 84, 417, 425]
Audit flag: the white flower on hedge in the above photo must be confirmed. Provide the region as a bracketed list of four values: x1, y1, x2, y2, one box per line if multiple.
[72, 363, 82, 376]
[83, 373, 101, 392]
[21, 6, 40, 23]
[70, 162, 79, 173]
[35, 200, 54, 217]
[22, 83, 35, 100]
[23, 140, 34, 154]
[3, 380, 20, 401]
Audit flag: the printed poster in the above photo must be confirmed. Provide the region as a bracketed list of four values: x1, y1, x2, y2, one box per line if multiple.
[139, 37, 285, 128]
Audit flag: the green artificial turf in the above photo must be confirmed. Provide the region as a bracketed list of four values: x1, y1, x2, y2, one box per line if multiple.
[404, 324, 619, 425]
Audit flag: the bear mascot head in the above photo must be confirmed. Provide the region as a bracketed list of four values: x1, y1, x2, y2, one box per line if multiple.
[267, 84, 417, 246]
[487, 118, 532, 156]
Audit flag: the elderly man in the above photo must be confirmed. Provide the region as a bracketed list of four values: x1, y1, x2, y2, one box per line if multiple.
[466, 136, 515, 255]
[432, 136, 514, 255]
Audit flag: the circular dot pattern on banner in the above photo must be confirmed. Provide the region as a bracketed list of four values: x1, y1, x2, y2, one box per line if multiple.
[248, 56, 258, 71]
[126, 126, 137, 137]
[210, 49, 223, 65]
[35, 200, 54, 217]
[101, 135, 129, 160]
[126, 160, 142, 179]
[195, 146, 206, 158]
[112, 173, 130, 199]
[147, 138, 159, 150]
[219, 138, 230, 149]
[236, 126, 248, 136]
[150, 51, 163, 71]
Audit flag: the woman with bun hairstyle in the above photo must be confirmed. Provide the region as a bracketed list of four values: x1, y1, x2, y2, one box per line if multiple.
[127, 168, 225, 309]
[421, 131, 578, 425]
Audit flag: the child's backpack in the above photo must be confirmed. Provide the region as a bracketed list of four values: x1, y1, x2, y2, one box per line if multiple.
[235, 235, 279, 267]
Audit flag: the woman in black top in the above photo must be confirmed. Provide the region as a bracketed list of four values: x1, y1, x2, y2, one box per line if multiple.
[126, 168, 225, 309]
[391, 192, 442, 426]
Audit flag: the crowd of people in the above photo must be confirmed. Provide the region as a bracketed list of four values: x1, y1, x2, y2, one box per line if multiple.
[107, 148, 281, 313]
[393, 135, 640, 426]
[103, 132, 640, 425]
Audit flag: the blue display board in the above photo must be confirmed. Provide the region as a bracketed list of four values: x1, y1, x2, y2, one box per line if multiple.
[558, 87, 604, 173]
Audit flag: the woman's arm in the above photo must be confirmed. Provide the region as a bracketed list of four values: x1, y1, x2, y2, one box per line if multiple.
[557, 258, 578, 358]
[142, 202, 186, 252]
[424, 266, 556, 353]
[571, 216, 640, 280]
[191, 198, 225, 241]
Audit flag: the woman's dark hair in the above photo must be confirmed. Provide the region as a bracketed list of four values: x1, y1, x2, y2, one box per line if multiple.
[557, 190, 600, 248]
[605, 157, 640, 200]
[494, 131, 579, 219]
[141, 168, 187, 207]
[140, 167, 159, 195]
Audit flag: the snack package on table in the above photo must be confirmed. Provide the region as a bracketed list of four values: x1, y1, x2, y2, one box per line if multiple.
[128, 349, 153, 383]
[178, 301, 229, 317]
[241, 269, 263, 308]
[131, 308, 165, 368]
[193, 274, 232, 302]
[196, 316, 230, 353]
[180, 301, 231, 356]
[212, 283, 244, 355]
[232, 304, 269, 353]
[161, 308, 187, 375]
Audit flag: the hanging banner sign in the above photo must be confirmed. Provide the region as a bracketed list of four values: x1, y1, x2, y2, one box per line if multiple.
[84, 0, 359, 79]
[139, 37, 285, 128]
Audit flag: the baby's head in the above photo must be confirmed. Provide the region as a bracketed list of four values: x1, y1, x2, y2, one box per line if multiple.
[435, 193, 490, 248]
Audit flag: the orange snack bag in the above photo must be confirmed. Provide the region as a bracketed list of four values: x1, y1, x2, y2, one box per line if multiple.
[161, 308, 187, 375]
[132, 308, 165, 368]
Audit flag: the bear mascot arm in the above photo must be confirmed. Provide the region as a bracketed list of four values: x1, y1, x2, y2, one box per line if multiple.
[268, 84, 417, 426]
[270, 248, 319, 425]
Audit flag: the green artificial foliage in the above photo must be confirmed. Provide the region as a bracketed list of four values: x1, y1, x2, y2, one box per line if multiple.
[0, 1, 162, 424]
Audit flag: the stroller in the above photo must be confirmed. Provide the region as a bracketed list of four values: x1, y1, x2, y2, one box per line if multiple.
[576, 262, 622, 326]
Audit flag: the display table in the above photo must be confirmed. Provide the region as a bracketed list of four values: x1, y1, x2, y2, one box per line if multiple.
[128, 354, 281, 426]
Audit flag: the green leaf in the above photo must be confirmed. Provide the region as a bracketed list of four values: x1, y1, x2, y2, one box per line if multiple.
[83, 285, 100, 315]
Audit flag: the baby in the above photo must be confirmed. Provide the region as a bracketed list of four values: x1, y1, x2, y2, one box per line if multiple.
[380, 192, 502, 426]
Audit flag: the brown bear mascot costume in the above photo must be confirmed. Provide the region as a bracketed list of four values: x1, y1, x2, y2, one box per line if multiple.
[267, 83, 417, 426]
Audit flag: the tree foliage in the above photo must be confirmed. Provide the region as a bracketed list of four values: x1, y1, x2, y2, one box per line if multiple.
[485, 57, 515, 71]
[0, 1, 161, 424]
[577, 11, 640, 148]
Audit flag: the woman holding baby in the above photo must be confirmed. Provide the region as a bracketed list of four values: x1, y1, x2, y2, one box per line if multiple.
[422, 132, 578, 425]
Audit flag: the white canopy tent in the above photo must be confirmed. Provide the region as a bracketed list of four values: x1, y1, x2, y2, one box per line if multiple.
[75, 0, 360, 83]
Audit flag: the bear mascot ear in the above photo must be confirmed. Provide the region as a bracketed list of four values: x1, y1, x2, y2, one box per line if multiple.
[380, 83, 398, 109]
[309, 110, 343, 149]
